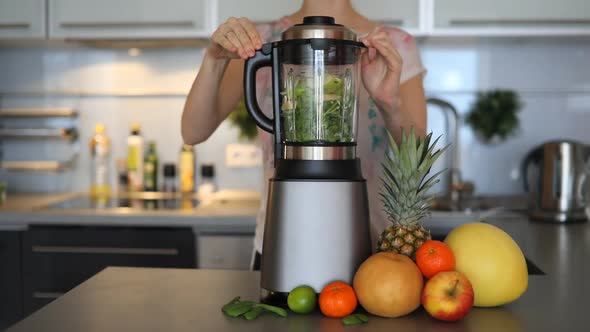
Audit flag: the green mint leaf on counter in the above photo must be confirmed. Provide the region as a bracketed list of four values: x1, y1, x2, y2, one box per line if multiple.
[255, 303, 288, 318]
[355, 313, 369, 323]
[244, 306, 265, 320]
[222, 296, 241, 307]
[342, 313, 369, 326]
[221, 297, 288, 320]
[222, 300, 254, 318]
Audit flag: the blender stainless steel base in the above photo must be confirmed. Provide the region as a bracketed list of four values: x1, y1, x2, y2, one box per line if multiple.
[260, 179, 371, 299]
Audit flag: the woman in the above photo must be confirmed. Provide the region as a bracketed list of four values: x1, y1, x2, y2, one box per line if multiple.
[182, 0, 427, 269]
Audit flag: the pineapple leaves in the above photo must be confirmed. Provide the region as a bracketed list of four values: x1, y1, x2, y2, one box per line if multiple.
[407, 128, 418, 171]
[380, 127, 448, 227]
[419, 169, 446, 193]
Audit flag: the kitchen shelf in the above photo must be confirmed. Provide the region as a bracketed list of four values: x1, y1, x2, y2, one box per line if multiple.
[0, 155, 78, 173]
[0, 127, 78, 141]
[0, 108, 78, 118]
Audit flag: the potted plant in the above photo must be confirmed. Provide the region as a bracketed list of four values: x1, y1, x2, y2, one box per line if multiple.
[465, 90, 523, 144]
[228, 100, 258, 141]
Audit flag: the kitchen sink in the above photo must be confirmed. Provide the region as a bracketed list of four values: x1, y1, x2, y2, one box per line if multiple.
[422, 209, 501, 230]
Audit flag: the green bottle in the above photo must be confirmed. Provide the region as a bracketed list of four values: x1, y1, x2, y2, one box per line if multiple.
[143, 141, 159, 192]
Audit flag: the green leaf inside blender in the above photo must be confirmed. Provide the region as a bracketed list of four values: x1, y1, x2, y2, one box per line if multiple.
[282, 71, 355, 143]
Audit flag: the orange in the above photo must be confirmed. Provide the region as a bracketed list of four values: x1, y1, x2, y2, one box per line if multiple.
[416, 240, 456, 278]
[318, 281, 357, 318]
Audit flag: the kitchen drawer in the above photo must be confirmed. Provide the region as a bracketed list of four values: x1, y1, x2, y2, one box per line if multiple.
[22, 225, 195, 315]
[0, 230, 24, 330]
[198, 234, 253, 270]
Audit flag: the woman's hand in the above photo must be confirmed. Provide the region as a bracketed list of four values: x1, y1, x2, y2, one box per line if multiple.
[359, 26, 403, 115]
[208, 17, 263, 60]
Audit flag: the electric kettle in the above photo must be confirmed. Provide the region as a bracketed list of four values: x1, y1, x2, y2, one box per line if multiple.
[522, 140, 590, 222]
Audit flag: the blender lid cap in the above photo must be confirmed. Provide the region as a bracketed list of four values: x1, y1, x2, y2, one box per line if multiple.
[282, 16, 358, 41]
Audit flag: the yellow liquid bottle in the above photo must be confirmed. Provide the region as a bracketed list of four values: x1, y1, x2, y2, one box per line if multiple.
[179, 144, 195, 194]
[90, 124, 112, 198]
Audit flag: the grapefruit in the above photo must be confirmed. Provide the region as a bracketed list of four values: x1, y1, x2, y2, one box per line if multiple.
[444, 222, 528, 307]
[353, 252, 423, 317]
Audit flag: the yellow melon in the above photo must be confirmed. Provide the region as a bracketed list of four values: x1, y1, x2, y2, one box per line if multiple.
[444, 223, 528, 307]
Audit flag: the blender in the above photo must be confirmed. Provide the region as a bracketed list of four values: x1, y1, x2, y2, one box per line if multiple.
[243, 16, 371, 302]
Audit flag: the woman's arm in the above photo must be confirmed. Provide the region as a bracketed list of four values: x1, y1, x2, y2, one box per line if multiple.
[381, 75, 427, 142]
[181, 57, 244, 145]
[359, 26, 427, 141]
[181, 17, 262, 145]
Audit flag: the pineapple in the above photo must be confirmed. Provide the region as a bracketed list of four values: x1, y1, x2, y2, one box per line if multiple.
[377, 127, 447, 259]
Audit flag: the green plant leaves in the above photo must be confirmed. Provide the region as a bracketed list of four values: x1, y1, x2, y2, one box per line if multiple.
[228, 101, 259, 141]
[465, 89, 523, 143]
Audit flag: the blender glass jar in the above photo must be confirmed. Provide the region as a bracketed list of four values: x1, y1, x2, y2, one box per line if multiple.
[279, 41, 363, 144]
[243, 16, 366, 160]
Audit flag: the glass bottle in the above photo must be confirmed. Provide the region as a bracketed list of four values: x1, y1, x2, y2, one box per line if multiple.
[143, 141, 159, 192]
[126, 122, 144, 192]
[179, 144, 196, 193]
[198, 164, 217, 200]
[162, 163, 177, 209]
[89, 124, 111, 198]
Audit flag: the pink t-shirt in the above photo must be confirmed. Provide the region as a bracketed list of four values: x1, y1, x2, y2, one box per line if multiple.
[253, 18, 426, 253]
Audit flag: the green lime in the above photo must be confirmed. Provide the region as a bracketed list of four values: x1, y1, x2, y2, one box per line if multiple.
[287, 285, 317, 314]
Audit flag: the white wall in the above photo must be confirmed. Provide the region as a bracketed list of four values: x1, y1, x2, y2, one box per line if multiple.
[0, 46, 263, 193]
[422, 37, 590, 194]
[0, 37, 589, 194]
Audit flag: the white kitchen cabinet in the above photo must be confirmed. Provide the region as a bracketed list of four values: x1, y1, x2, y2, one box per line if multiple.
[48, 0, 211, 39]
[433, 0, 590, 35]
[0, 0, 45, 39]
[217, 0, 302, 24]
[352, 0, 421, 32]
[198, 234, 254, 270]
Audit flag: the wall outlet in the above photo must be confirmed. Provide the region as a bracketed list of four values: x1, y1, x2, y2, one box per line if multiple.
[225, 143, 263, 168]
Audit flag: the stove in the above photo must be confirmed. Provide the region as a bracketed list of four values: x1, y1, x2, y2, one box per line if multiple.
[45, 193, 199, 211]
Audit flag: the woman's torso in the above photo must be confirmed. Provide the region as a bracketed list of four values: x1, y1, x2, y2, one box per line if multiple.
[252, 17, 425, 253]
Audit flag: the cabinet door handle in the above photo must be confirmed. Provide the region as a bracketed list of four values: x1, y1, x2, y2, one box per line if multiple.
[32, 245, 179, 256]
[32, 292, 64, 299]
[59, 21, 195, 28]
[0, 23, 30, 29]
[450, 18, 590, 26]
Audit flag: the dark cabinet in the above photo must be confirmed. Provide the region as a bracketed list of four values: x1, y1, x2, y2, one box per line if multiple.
[22, 225, 195, 315]
[0, 230, 24, 330]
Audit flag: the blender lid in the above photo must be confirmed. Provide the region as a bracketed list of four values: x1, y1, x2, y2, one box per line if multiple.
[282, 16, 358, 41]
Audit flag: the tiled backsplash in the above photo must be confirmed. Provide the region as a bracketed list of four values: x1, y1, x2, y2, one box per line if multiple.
[422, 37, 590, 194]
[0, 37, 589, 194]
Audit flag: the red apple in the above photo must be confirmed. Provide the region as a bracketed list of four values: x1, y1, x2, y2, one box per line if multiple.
[421, 271, 474, 322]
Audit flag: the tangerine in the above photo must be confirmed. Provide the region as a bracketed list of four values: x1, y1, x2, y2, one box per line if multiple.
[318, 281, 357, 318]
[416, 240, 456, 278]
